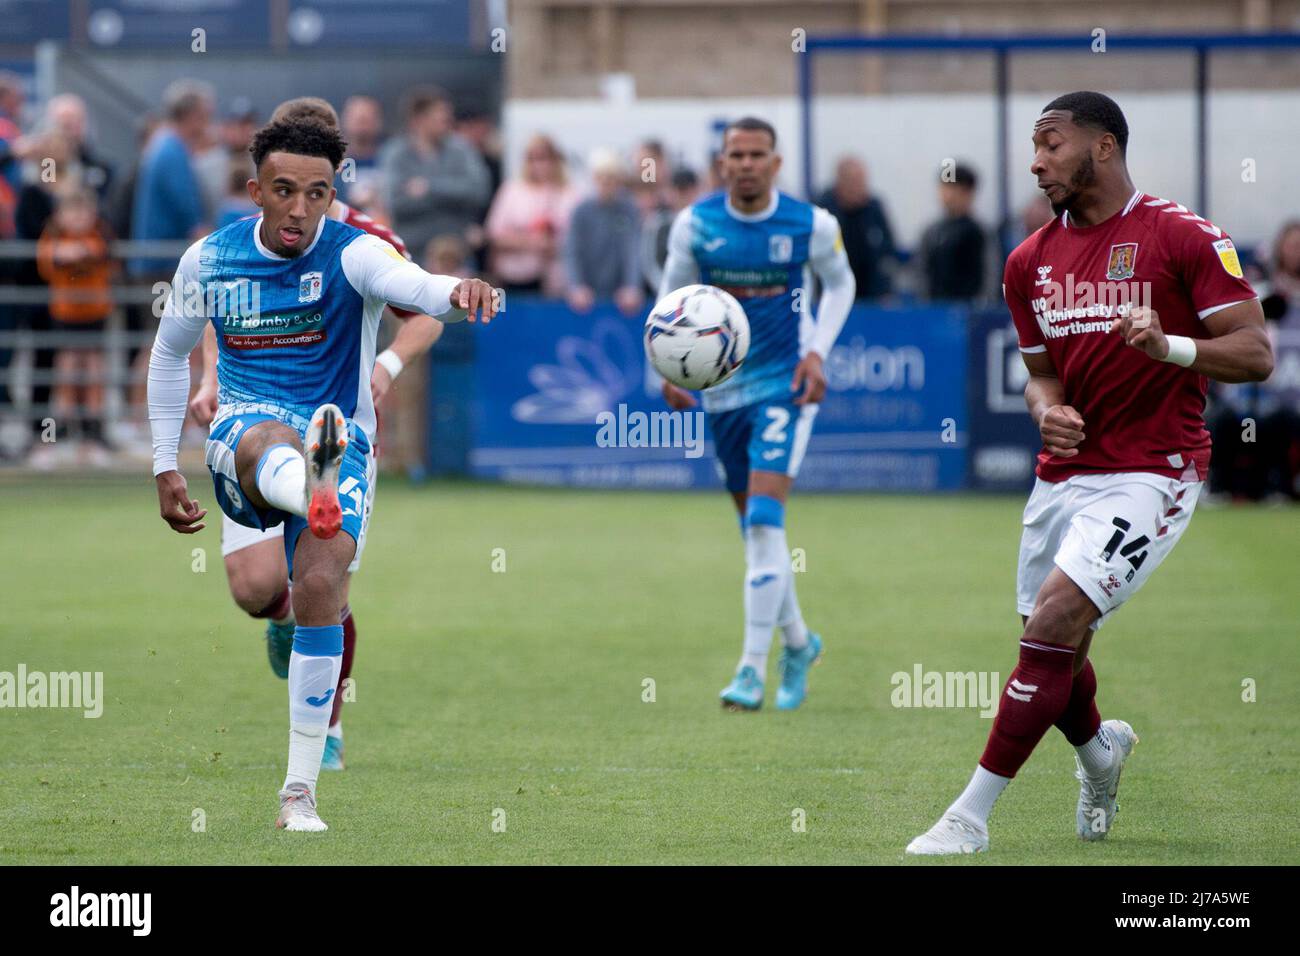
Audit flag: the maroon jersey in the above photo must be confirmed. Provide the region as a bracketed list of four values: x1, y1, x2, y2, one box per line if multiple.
[1005, 190, 1257, 482]
[332, 201, 418, 318]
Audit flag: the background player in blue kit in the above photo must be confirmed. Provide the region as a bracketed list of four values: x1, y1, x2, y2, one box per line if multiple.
[657, 117, 856, 710]
[146, 120, 497, 831]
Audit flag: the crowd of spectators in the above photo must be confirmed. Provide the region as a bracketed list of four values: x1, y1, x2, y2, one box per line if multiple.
[1, 73, 1298, 497]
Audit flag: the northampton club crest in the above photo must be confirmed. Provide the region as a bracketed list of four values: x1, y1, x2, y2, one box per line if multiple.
[1106, 242, 1138, 280]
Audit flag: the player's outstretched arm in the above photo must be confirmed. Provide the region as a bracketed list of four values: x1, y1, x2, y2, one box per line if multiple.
[1110, 301, 1273, 384]
[341, 233, 498, 324]
[447, 277, 499, 323]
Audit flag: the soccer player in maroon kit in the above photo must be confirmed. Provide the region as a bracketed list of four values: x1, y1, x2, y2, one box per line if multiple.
[908, 92, 1273, 854]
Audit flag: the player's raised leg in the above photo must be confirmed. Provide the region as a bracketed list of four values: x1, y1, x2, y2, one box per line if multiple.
[276, 529, 355, 832]
[231, 402, 346, 541]
[233, 420, 309, 518]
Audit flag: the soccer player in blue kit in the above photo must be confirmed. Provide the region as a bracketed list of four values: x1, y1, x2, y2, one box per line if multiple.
[657, 117, 856, 710]
[147, 119, 497, 831]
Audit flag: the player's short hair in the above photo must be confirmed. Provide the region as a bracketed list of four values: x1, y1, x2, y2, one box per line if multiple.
[724, 116, 777, 149]
[1042, 91, 1129, 154]
[270, 96, 339, 130]
[249, 119, 347, 171]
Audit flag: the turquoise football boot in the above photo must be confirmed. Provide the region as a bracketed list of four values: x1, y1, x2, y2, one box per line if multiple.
[720, 665, 764, 710]
[265, 620, 294, 679]
[775, 633, 823, 710]
[321, 734, 345, 771]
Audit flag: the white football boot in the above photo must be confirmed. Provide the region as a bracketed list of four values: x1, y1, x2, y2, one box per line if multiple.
[905, 813, 989, 856]
[1075, 718, 1139, 841]
[276, 783, 328, 832]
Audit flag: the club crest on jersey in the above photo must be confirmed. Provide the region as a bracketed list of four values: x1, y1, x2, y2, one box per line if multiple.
[1106, 243, 1138, 280]
[769, 234, 793, 263]
[1213, 238, 1244, 278]
[298, 271, 323, 303]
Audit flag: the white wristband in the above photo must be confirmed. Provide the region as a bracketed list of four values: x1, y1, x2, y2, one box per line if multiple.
[375, 349, 404, 380]
[1163, 335, 1197, 368]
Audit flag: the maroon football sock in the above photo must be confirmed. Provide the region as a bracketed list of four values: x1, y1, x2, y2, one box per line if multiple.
[330, 605, 356, 728]
[1054, 658, 1101, 747]
[979, 640, 1077, 778]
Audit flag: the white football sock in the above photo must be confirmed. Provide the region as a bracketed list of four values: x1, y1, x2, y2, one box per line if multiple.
[255, 443, 307, 518]
[327, 720, 343, 740]
[947, 765, 1010, 828]
[777, 573, 809, 650]
[283, 626, 343, 793]
[1076, 725, 1115, 777]
[740, 522, 787, 674]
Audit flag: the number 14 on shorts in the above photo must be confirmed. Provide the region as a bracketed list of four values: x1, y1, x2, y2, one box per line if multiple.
[1102, 516, 1149, 584]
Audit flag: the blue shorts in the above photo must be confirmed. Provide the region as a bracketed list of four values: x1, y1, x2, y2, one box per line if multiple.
[205, 409, 374, 578]
[706, 397, 819, 493]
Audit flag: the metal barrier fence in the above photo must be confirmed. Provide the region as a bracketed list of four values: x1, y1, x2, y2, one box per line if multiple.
[0, 239, 188, 426]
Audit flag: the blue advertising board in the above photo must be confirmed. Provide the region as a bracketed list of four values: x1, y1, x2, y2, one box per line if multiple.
[84, 0, 271, 47]
[286, 0, 471, 48]
[965, 307, 1045, 492]
[0, 1, 70, 44]
[467, 300, 969, 491]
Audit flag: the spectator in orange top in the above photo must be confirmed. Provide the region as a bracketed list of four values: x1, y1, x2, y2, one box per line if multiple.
[36, 188, 115, 465]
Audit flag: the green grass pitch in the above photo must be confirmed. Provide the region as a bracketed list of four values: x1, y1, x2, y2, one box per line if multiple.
[2, 477, 1297, 865]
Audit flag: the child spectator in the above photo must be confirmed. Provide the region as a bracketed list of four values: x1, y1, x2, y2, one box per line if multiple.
[36, 188, 115, 465]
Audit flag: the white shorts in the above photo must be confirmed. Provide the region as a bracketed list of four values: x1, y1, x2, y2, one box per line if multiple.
[1016, 472, 1202, 629]
[219, 457, 377, 576]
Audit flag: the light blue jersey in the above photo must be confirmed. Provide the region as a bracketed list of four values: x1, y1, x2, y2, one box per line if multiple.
[149, 213, 464, 477]
[660, 189, 854, 413]
[201, 216, 372, 432]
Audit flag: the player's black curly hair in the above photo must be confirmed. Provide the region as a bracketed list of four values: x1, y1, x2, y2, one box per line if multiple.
[1042, 91, 1129, 155]
[249, 119, 347, 171]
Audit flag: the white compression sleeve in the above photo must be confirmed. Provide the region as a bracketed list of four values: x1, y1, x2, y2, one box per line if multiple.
[656, 207, 699, 301]
[341, 233, 469, 322]
[148, 241, 208, 476]
[806, 206, 856, 360]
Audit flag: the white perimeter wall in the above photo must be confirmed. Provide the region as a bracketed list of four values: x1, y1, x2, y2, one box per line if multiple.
[505, 91, 1300, 251]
